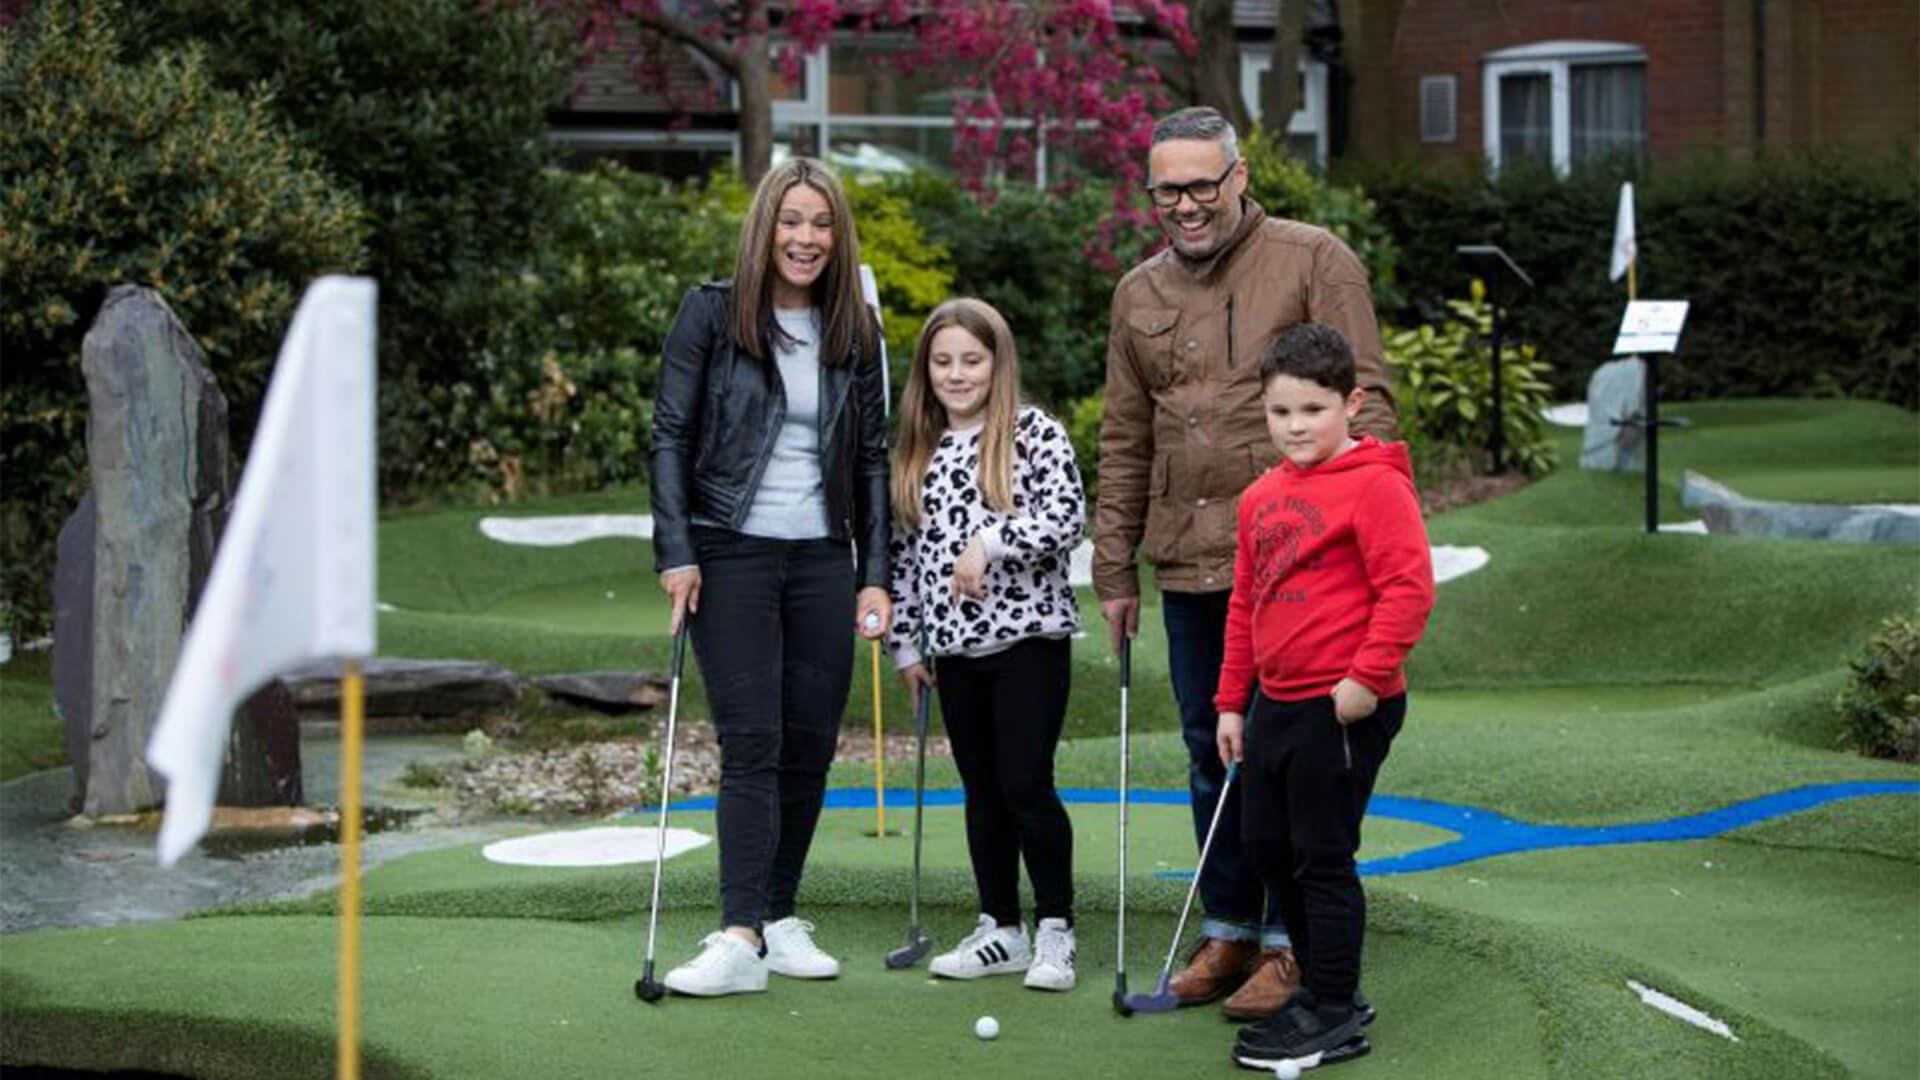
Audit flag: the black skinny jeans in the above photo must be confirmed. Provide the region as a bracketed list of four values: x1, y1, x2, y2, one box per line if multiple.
[688, 526, 853, 930]
[1241, 691, 1405, 1005]
[935, 636, 1074, 926]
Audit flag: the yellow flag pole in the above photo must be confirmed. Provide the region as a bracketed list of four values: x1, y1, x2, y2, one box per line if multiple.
[870, 640, 885, 836]
[338, 659, 365, 1080]
[1628, 260, 1637, 302]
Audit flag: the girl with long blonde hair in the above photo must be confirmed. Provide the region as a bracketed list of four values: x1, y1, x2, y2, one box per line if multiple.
[885, 297, 1087, 991]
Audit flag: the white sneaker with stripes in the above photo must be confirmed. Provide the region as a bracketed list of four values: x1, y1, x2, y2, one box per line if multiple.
[929, 914, 1031, 979]
[1024, 917, 1076, 991]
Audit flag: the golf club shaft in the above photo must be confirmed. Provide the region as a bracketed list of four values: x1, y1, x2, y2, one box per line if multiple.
[1157, 761, 1238, 983]
[909, 629, 931, 928]
[1116, 636, 1131, 981]
[643, 626, 688, 969]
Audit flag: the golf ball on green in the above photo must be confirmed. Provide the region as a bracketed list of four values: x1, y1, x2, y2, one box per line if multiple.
[1271, 1061, 1301, 1080]
[974, 1015, 998, 1040]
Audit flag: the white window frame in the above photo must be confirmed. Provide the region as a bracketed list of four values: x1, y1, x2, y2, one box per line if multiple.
[1482, 40, 1647, 175]
[1240, 49, 1329, 167]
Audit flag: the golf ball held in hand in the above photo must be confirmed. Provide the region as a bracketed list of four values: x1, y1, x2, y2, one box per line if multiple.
[863, 612, 881, 632]
[1271, 1061, 1301, 1080]
[974, 1016, 998, 1040]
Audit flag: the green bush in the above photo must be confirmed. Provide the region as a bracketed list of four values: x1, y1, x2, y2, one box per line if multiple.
[1342, 151, 1920, 407]
[134, 0, 575, 497]
[1241, 128, 1403, 312]
[0, 0, 365, 635]
[388, 164, 741, 501]
[1385, 282, 1558, 480]
[885, 173, 1146, 410]
[1836, 612, 1920, 762]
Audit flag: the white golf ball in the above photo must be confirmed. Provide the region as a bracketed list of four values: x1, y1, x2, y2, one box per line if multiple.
[863, 612, 881, 631]
[1272, 1060, 1301, 1080]
[974, 1015, 999, 1041]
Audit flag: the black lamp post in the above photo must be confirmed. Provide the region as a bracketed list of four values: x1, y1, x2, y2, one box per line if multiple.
[1454, 245, 1534, 474]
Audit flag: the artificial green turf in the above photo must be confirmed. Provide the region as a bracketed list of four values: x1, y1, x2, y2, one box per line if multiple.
[0, 900, 1842, 1080]
[1726, 793, 1920, 863]
[0, 650, 63, 783]
[1385, 837, 1920, 1080]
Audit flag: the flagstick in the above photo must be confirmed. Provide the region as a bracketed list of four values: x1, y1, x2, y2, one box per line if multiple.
[1628, 260, 1637, 302]
[338, 660, 365, 1080]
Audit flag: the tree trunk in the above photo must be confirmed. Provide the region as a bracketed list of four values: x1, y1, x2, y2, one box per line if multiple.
[738, 26, 773, 184]
[1263, 0, 1307, 139]
[1187, 0, 1250, 134]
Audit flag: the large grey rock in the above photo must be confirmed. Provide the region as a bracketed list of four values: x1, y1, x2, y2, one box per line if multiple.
[284, 659, 525, 718]
[1681, 471, 1920, 544]
[218, 680, 303, 807]
[1580, 358, 1646, 471]
[534, 671, 668, 714]
[52, 492, 97, 813]
[77, 287, 231, 817]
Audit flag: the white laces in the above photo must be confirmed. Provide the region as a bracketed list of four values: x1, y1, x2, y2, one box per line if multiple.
[953, 916, 1000, 951]
[1035, 926, 1074, 968]
[687, 932, 740, 971]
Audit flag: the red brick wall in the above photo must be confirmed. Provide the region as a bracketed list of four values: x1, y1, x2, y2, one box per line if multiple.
[1356, 0, 1916, 164]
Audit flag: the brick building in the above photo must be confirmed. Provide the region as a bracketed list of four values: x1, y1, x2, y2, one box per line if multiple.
[550, 1, 1919, 177]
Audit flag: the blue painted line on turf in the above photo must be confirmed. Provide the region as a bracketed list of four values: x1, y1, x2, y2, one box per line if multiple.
[618, 780, 1920, 875]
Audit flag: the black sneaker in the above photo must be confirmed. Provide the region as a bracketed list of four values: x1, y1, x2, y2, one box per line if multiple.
[1233, 991, 1367, 1071]
[1233, 1034, 1371, 1072]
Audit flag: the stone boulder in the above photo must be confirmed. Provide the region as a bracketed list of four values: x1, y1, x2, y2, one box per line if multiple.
[533, 671, 669, 714]
[1580, 358, 1646, 472]
[1681, 471, 1920, 543]
[284, 658, 525, 720]
[70, 287, 232, 816]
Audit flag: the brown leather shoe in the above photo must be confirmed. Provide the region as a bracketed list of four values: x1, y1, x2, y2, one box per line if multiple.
[1166, 937, 1259, 1006]
[1219, 947, 1302, 1021]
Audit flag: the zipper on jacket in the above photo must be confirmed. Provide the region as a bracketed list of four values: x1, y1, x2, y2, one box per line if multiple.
[1227, 293, 1237, 368]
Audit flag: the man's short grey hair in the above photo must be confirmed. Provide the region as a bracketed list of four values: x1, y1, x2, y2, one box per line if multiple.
[1151, 107, 1239, 163]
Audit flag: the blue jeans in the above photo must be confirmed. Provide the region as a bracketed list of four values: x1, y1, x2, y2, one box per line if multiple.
[1162, 589, 1290, 948]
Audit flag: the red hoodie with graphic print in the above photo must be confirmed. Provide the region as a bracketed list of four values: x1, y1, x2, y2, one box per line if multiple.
[1214, 437, 1434, 712]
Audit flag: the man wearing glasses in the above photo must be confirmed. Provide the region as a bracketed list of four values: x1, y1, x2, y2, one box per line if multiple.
[1093, 106, 1397, 1020]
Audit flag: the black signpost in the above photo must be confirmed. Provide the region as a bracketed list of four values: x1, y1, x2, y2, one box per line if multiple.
[1455, 245, 1535, 474]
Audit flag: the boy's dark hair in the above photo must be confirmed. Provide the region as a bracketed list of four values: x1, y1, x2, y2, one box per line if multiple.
[1260, 323, 1357, 396]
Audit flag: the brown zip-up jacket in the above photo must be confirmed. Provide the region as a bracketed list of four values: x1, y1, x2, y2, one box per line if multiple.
[1093, 198, 1398, 600]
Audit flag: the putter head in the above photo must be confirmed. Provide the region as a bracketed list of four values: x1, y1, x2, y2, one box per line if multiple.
[635, 960, 665, 1002]
[884, 932, 933, 969]
[1121, 989, 1180, 1014]
[1112, 972, 1133, 1016]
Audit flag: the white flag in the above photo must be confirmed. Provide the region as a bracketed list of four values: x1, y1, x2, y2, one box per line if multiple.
[148, 276, 378, 867]
[1609, 181, 1637, 283]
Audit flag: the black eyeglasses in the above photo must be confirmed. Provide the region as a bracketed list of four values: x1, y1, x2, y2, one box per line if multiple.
[1144, 161, 1238, 208]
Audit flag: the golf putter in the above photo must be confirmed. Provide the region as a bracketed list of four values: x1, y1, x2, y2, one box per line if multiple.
[1124, 759, 1241, 1014]
[1113, 636, 1134, 1016]
[885, 624, 935, 968]
[634, 624, 689, 1003]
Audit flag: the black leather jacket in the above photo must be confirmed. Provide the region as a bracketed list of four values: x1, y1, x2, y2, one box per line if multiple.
[649, 281, 890, 590]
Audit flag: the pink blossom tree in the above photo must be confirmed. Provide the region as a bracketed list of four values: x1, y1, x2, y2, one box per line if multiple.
[553, 0, 1193, 205]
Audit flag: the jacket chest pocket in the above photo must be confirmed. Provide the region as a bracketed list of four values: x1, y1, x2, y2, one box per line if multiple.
[1125, 307, 1187, 388]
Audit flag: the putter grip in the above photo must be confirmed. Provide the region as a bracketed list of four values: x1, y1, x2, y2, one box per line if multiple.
[1119, 636, 1130, 687]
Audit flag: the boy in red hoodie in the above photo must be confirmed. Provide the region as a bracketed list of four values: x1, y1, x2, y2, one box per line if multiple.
[1215, 323, 1433, 1072]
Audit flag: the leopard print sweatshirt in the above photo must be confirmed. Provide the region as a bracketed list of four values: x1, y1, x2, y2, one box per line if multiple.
[887, 406, 1086, 669]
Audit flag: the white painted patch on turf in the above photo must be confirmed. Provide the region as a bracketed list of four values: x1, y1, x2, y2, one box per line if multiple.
[1659, 520, 1710, 534]
[1544, 403, 1589, 428]
[1627, 980, 1739, 1041]
[1431, 545, 1489, 584]
[482, 825, 710, 867]
[479, 514, 653, 546]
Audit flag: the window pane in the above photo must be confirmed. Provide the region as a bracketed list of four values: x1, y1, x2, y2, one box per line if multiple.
[1498, 72, 1552, 166]
[828, 40, 967, 116]
[827, 123, 953, 177]
[774, 124, 821, 162]
[1571, 63, 1646, 167]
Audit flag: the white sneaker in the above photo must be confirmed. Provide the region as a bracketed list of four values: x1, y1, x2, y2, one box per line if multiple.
[662, 931, 768, 997]
[764, 916, 840, 979]
[929, 914, 1031, 980]
[1025, 917, 1076, 991]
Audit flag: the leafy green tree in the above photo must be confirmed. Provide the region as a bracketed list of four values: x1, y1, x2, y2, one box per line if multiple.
[0, 0, 365, 634]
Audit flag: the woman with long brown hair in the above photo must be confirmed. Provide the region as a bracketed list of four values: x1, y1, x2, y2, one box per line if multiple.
[649, 157, 890, 997]
[886, 298, 1086, 991]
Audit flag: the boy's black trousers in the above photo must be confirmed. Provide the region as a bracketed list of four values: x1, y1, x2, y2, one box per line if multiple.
[1241, 690, 1406, 1005]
